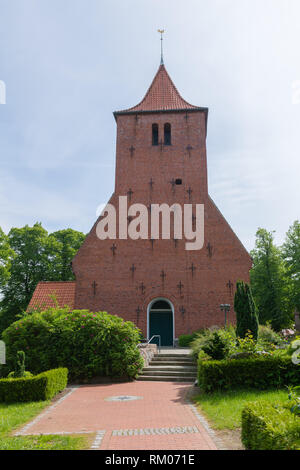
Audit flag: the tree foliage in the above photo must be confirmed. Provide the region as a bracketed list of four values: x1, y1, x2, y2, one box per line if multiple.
[0, 227, 14, 289]
[0, 223, 85, 333]
[250, 228, 293, 331]
[234, 280, 259, 340]
[48, 229, 85, 281]
[282, 220, 300, 312]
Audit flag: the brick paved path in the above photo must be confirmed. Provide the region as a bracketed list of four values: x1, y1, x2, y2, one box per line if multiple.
[17, 382, 219, 450]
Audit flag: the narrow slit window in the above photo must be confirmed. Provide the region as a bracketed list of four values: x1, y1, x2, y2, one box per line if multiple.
[164, 123, 171, 145]
[152, 124, 159, 146]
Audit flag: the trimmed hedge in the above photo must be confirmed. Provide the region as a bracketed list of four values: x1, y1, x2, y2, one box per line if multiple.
[0, 367, 68, 403]
[242, 401, 300, 450]
[198, 356, 300, 392]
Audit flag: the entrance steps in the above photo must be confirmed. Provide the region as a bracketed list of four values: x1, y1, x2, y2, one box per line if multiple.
[137, 352, 197, 382]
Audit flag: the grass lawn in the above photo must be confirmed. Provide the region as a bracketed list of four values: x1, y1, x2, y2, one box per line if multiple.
[193, 388, 288, 430]
[0, 401, 90, 450]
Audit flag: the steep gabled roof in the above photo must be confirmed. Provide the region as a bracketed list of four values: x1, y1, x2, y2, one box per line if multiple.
[115, 64, 204, 115]
[27, 281, 76, 311]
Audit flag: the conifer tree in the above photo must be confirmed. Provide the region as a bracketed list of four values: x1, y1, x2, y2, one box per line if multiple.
[234, 280, 259, 340]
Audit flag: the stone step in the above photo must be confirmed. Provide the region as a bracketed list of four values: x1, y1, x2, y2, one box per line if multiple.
[139, 349, 196, 382]
[153, 355, 194, 362]
[154, 354, 194, 360]
[149, 360, 195, 366]
[144, 363, 197, 370]
[141, 370, 196, 377]
[136, 375, 195, 382]
[143, 365, 197, 372]
[155, 353, 193, 358]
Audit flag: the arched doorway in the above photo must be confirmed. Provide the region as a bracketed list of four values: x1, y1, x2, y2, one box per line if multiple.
[147, 298, 174, 347]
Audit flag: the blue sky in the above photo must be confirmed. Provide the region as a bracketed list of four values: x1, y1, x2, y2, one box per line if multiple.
[0, 0, 299, 251]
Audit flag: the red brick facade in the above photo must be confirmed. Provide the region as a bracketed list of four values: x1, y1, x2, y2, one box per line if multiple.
[70, 63, 252, 342]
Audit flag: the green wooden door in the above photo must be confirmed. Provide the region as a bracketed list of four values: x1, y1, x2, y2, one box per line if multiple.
[149, 310, 173, 346]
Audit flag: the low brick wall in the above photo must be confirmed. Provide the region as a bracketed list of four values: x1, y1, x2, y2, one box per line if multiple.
[138, 343, 157, 367]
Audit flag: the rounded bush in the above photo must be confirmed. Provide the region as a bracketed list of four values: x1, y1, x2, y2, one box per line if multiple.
[191, 327, 235, 360]
[202, 330, 232, 360]
[2, 308, 144, 380]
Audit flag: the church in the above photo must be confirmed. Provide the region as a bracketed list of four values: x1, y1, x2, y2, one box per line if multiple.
[28, 53, 252, 346]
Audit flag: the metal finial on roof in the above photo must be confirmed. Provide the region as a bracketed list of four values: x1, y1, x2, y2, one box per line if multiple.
[158, 29, 165, 65]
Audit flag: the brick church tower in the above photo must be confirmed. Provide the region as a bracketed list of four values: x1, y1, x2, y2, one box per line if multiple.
[29, 57, 252, 346]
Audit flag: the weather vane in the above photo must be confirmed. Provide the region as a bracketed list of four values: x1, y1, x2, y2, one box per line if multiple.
[157, 29, 165, 65]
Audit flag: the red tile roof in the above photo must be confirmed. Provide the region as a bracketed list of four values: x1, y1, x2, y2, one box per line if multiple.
[27, 281, 76, 311]
[115, 64, 201, 114]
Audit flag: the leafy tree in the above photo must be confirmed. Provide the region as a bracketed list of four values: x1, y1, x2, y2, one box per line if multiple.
[234, 280, 259, 340]
[0, 223, 85, 333]
[0, 223, 54, 332]
[0, 227, 14, 289]
[282, 220, 300, 313]
[48, 229, 85, 281]
[250, 228, 293, 331]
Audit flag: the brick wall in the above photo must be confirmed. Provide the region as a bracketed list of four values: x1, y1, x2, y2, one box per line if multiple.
[72, 109, 252, 339]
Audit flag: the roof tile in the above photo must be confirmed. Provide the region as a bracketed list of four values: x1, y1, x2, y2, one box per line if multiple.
[116, 64, 200, 114]
[27, 281, 76, 311]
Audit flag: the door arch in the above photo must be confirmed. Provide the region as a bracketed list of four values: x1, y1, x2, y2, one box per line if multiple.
[147, 298, 174, 347]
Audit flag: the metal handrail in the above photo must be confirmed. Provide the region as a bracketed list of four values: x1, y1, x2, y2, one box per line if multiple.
[146, 335, 161, 353]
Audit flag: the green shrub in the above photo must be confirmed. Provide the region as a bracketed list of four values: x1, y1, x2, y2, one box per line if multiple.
[190, 331, 210, 357]
[16, 351, 25, 377]
[191, 326, 235, 358]
[8, 350, 33, 378]
[198, 350, 211, 361]
[229, 329, 283, 358]
[0, 368, 68, 403]
[258, 325, 285, 350]
[202, 330, 232, 360]
[229, 332, 260, 358]
[242, 401, 300, 450]
[197, 356, 300, 392]
[178, 334, 195, 347]
[178, 331, 204, 347]
[288, 386, 300, 417]
[2, 308, 144, 380]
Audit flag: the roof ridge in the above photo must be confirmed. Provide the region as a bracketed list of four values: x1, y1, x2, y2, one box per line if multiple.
[37, 281, 76, 284]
